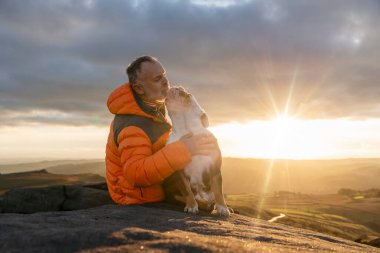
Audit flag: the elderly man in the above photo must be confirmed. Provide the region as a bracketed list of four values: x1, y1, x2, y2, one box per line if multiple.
[105, 56, 216, 205]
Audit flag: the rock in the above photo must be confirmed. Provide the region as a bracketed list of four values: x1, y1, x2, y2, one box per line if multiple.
[0, 204, 378, 253]
[369, 238, 380, 247]
[0, 170, 106, 198]
[62, 184, 113, 211]
[81, 182, 109, 191]
[1, 183, 113, 213]
[1, 186, 65, 213]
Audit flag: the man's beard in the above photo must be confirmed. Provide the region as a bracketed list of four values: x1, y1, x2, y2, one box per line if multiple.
[142, 97, 164, 106]
[143, 93, 166, 106]
[156, 87, 169, 104]
[142, 85, 169, 105]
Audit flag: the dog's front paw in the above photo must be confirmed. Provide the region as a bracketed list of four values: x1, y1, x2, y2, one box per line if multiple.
[184, 203, 199, 214]
[212, 204, 230, 217]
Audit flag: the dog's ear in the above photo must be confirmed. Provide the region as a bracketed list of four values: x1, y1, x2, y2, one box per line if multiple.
[201, 112, 209, 128]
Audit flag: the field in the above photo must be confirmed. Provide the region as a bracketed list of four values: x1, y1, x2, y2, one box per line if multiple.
[226, 192, 380, 243]
[221, 157, 380, 195]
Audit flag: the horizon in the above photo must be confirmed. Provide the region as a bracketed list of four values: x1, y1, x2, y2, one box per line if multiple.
[2, 0, 380, 161]
[2, 118, 380, 161]
[2, 155, 380, 167]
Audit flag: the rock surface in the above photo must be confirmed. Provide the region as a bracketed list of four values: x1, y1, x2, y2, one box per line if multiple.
[0, 183, 113, 213]
[370, 238, 380, 247]
[0, 169, 105, 197]
[0, 203, 379, 253]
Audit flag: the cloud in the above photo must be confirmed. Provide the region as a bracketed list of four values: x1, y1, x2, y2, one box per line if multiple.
[1, 0, 380, 127]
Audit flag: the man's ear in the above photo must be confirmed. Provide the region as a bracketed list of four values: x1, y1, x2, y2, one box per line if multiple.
[131, 83, 145, 95]
[201, 112, 209, 128]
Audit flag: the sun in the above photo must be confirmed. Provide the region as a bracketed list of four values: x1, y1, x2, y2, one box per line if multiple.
[268, 114, 299, 158]
[271, 114, 297, 134]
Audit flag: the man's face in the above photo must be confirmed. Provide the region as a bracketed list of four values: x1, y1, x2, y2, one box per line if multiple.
[135, 60, 170, 103]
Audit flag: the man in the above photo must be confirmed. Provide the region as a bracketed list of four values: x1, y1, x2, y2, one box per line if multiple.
[105, 56, 216, 205]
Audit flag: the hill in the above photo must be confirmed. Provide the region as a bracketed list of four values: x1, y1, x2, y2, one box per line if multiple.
[0, 159, 103, 174]
[221, 158, 380, 194]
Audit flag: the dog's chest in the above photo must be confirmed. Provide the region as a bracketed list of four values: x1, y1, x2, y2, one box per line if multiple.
[184, 155, 214, 179]
[167, 111, 219, 184]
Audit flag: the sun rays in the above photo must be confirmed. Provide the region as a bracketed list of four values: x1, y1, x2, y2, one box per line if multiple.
[255, 65, 300, 218]
[209, 62, 338, 217]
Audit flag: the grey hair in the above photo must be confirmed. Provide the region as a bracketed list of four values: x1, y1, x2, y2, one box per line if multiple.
[126, 55, 157, 85]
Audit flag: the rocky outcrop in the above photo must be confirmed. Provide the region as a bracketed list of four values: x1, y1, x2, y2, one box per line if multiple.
[369, 238, 380, 247]
[0, 183, 113, 213]
[0, 170, 379, 252]
[0, 203, 379, 253]
[0, 169, 105, 198]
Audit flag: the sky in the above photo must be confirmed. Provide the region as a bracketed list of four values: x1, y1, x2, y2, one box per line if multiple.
[1, 0, 380, 162]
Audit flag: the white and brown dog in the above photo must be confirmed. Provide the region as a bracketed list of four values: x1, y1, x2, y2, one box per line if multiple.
[163, 86, 230, 216]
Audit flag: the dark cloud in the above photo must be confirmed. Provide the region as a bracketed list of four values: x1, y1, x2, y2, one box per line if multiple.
[1, 0, 380, 127]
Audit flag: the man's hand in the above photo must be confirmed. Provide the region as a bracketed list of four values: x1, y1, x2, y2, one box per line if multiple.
[180, 133, 217, 156]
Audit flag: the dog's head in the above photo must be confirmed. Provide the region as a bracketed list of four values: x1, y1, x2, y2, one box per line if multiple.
[165, 86, 209, 128]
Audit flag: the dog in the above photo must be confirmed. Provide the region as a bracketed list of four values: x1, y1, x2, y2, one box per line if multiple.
[163, 86, 230, 216]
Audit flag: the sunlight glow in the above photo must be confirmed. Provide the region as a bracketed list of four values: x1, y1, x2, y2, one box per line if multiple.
[209, 118, 380, 160]
[2, 118, 380, 162]
[0, 125, 108, 163]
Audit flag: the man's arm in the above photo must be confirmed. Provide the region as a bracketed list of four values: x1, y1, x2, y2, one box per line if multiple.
[117, 126, 192, 187]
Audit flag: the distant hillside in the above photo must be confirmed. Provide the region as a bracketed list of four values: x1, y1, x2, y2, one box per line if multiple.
[221, 158, 380, 194]
[0, 159, 103, 174]
[42, 162, 106, 177]
[1, 157, 380, 194]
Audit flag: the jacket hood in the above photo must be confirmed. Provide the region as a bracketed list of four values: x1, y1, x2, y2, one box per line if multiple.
[107, 83, 168, 122]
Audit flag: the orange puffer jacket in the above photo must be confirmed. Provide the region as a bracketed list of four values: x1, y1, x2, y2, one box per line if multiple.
[105, 83, 192, 205]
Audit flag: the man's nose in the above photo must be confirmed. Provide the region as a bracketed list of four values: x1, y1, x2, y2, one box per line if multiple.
[162, 76, 169, 87]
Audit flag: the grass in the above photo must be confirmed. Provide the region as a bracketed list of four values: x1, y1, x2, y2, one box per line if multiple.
[226, 193, 380, 242]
